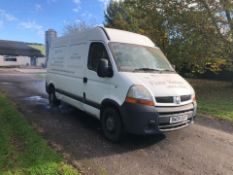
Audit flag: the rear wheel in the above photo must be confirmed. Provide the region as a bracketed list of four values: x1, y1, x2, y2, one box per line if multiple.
[48, 87, 60, 107]
[101, 107, 124, 142]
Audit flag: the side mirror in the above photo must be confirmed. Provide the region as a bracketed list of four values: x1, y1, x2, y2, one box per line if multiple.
[97, 59, 113, 78]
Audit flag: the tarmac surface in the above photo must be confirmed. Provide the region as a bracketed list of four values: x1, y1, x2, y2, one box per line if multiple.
[0, 71, 232, 175]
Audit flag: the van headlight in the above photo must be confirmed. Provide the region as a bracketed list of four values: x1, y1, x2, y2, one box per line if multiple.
[125, 85, 155, 106]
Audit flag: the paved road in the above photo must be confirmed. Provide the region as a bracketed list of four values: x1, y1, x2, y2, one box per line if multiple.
[0, 72, 232, 175]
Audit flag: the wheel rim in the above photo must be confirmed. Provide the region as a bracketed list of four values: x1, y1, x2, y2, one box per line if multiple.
[106, 115, 116, 132]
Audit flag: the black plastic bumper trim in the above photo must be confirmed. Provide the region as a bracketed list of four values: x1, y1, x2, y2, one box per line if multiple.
[55, 88, 100, 109]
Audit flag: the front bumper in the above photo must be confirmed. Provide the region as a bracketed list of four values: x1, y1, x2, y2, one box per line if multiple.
[119, 102, 197, 135]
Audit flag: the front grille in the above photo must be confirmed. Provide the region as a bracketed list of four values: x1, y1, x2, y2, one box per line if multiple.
[156, 96, 173, 103]
[181, 95, 191, 102]
[156, 103, 194, 114]
[155, 95, 191, 103]
[158, 109, 193, 115]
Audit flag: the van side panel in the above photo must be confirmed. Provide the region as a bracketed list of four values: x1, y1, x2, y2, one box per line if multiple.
[47, 34, 89, 111]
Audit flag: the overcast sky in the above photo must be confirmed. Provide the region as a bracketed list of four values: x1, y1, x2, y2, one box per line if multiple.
[0, 0, 112, 43]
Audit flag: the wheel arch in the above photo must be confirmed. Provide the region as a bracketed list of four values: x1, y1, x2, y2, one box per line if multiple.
[46, 82, 55, 94]
[100, 99, 121, 118]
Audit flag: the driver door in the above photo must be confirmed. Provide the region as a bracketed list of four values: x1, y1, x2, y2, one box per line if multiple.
[82, 42, 112, 118]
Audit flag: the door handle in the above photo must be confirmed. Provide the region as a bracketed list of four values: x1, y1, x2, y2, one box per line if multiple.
[83, 77, 88, 83]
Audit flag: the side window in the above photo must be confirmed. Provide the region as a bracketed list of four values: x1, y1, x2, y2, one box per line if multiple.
[88, 42, 110, 71]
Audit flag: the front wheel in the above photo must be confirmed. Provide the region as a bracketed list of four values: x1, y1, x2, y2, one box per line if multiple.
[101, 107, 124, 142]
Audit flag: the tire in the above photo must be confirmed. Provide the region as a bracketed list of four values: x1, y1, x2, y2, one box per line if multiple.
[48, 87, 60, 107]
[101, 107, 124, 142]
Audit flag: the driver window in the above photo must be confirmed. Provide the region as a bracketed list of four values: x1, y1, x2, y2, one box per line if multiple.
[88, 42, 110, 71]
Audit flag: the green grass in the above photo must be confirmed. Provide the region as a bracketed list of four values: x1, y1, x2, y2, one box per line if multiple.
[188, 79, 233, 121]
[0, 93, 80, 175]
[28, 45, 45, 56]
[34, 73, 46, 79]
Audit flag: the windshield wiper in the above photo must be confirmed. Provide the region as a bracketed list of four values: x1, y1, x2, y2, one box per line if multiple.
[159, 69, 175, 72]
[133, 68, 162, 72]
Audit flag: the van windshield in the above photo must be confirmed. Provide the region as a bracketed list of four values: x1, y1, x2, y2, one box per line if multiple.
[109, 42, 174, 72]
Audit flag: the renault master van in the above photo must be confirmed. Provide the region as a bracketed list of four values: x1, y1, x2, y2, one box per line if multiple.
[46, 27, 197, 141]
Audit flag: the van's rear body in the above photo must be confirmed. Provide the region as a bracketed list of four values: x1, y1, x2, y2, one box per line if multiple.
[46, 27, 197, 141]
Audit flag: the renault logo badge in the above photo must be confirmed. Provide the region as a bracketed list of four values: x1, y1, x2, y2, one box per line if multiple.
[174, 96, 181, 104]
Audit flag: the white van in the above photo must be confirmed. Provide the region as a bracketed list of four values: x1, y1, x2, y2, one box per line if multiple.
[46, 27, 197, 141]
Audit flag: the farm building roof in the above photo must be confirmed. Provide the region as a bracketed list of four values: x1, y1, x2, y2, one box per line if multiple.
[0, 40, 44, 57]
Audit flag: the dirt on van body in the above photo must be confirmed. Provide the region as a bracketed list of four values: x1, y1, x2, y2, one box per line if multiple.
[0, 71, 232, 175]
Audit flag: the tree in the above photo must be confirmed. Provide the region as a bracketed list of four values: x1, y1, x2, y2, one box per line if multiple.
[63, 21, 91, 35]
[105, 0, 233, 75]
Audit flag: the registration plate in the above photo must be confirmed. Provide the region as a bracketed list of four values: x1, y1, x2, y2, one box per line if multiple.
[170, 115, 188, 124]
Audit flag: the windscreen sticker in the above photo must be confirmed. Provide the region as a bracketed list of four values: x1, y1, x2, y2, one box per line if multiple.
[148, 80, 187, 89]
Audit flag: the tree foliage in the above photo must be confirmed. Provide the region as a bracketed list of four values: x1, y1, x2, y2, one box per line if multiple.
[63, 21, 91, 35]
[105, 0, 233, 75]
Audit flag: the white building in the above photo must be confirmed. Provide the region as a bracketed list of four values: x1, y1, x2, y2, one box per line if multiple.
[0, 40, 45, 67]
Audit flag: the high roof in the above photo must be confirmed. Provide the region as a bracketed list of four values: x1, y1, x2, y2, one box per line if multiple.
[0, 40, 44, 57]
[104, 28, 156, 47]
[59, 27, 156, 48]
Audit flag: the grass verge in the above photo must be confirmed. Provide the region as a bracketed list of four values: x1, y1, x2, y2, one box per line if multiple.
[28, 45, 45, 55]
[0, 93, 80, 175]
[188, 79, 233, 122]
[34, 73, 46, 79]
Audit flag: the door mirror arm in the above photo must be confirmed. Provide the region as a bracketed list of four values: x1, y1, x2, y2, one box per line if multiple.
[172, 64, 176, 70]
